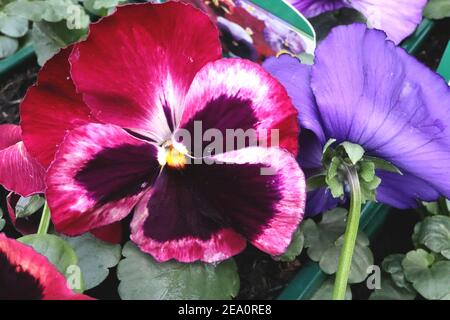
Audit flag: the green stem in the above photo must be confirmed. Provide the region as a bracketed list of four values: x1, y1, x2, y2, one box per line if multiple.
[332, 165, 362, 300]
[37, 202, 51, 235]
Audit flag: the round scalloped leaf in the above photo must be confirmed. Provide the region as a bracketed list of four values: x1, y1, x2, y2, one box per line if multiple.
[319, 233, 373, 283]
[303, 208, 347, 261]
[403, 250, 450, 300]
[63, 233, 121, 290]
[0, 35, 18, 58]
[382, 254, 414, 291]
[274, 227, 304, 262]
[18, 234, 78, 275]
[311, 278, 352, 300]
[0, 13, 29, 38]
[117, 242, 240, 300]
[413, 215, 450, 259]
[369, 276, 416, 300]
[424, 0, 450, 20]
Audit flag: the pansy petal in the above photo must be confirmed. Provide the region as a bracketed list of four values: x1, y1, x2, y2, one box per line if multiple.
[0, 141, 45, 196]
[131, 147, 305, 262]
[46, 123, 160, 236]
[180, 58, 299, 155]
[0, 124, 21, 150]
[20, 47, 94, 168]
[305, 187, 340, 217]
[91, 222, 123, 244]
[311, 24, 450, 197]
[6, 192, 41, 235]
[288, 0, 346, 17]
[376, 171, 440, 209]
[350, 0, 427, 44]
[0, 234, 92, 300]
[70, 3, 221, 141]
[263, 55, 326, 144]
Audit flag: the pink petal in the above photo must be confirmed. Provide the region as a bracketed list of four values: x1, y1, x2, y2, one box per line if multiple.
[180, 58, 299, 156]
[0, 233, 92, 300]
[69, 2, 222, 141]
[131, 147, 305, 262]
[0, 124, 21, 150]
[0, 141, 45, 196]
[46, 123, 160, 236]
[20, 46, 94, 168]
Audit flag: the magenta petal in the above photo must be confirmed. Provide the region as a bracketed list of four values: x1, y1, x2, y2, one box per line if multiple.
[0, 234, 92, 300]
[180, 58, 299, 155]
[0, 141, 45, 197]
[20, 47, 94, 168]
[69, 3, 222, 141]
[91, 222, 123, 244]
[0, 124, 21, 150]
[46, 123, 160, 236]
[131, 147, 305, 262]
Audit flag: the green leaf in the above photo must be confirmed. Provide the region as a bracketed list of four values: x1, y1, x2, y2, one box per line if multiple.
[15, 195, 45, 219]
[310, 278, 352, 300]
[322, 138, 337, 155]
[402, 250, 450, 300]
[359, 161, 375, 182]
[0, 35, 18, 58]
[424, 0, 450, 20]
[319, 233, 373, 283]
[83, 0, 124, 16]
[369, 276, 416, 300]
[382, 254, 414, 291]
[117, 242, 240, 300]
[274, 228, 304, 262]
[306, 174, 326, 192]
[18, 233, 81, 283]
[63, 233, 121, 290]
[31, 23, 60, 65]
[340, 141, 365, 165]
[326, 175, 344, 198]
[0, 208, 5, 232]
[0, 12, 29, 37]
[363, 156, 402, 175]
[413, 215, 450, 259]
[303, 208, 347, 261]
[4, 0, 47, 21]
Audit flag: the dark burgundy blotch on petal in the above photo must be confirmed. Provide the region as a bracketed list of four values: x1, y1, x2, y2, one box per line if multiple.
[143, 162, 282, 242]
[74, 143, 160, 205]
[0, 251, 44, 300]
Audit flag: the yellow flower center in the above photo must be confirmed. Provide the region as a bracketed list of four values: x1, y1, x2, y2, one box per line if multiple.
[158, 141, 188, 169]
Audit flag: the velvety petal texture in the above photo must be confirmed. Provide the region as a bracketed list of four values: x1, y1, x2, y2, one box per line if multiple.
[0, 125, 45, 196]
[0, 233, 91, 300]
[46, 123, 160, 235]
[131, 147, 305, 262]
[265, 24, 450, 212]
[180, 58, 299, 155]
[69, 2, 222, 141]
[21, 46, 94, 168]
[289, 0, 427, 43]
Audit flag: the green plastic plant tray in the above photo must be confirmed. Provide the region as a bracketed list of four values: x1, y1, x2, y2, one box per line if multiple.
[277, 18, 437, 300]
[0, 45, 34, 77]
[437, 41, 450, 83]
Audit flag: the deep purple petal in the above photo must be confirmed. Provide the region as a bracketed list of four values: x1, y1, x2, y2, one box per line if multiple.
[263, 54, 326, 143]
[311, 24, 450, 198]
[305, 187, 340, 217]
[46, 123, 159, 236]
[376, 171, 440, 209]
[131, 147, 306, 262]
[288, 0, 345, 17]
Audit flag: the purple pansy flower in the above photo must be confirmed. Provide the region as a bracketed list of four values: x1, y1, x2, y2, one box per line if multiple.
[288, 0, 427, 44]
[264, 24, 450, 216]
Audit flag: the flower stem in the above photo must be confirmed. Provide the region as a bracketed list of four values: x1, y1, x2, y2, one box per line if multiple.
[37, 202, 51, 235]
[332, 165, 362, 300]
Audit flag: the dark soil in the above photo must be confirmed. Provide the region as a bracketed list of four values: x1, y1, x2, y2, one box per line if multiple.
[0, 18, 448, 300]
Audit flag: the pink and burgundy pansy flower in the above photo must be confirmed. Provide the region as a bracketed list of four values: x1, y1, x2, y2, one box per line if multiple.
[288, 0, 427, 44]
[19, 2, 306, 262]
[0, 233, 91, 300]
[264, 24, 450, 216]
